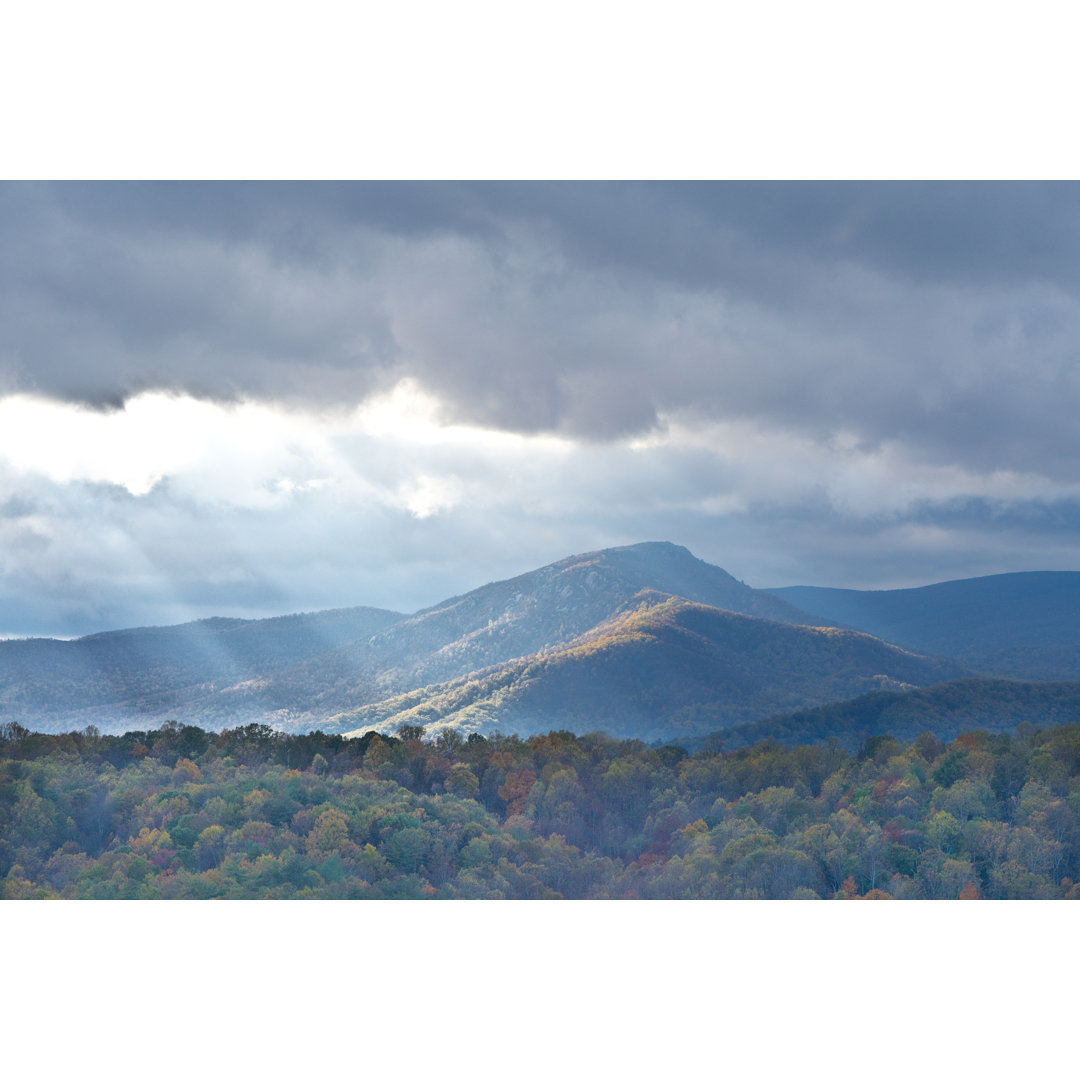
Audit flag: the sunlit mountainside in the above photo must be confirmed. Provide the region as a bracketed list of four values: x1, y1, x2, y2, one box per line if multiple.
[0, 607, 402, 730]
[3, 541, 1079, 745]
[330, 592, 965, 743]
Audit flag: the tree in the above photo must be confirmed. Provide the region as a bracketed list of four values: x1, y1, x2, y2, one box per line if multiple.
[924, 811, 962, 854]
[446, 763, 480, 800]
[173, 758, 201, 783]
[0, 721, 30, 743]
[436, 730, 465, 754]
[306, 809, 351, 856]
[194, 825, 226, 871]
[498, 770, 537, 817]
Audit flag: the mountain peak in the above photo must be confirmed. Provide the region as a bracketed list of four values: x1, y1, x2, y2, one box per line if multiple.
[553, 540, 735, 582]
[535, 541, 812, 623]
[616, 540, 694, 556]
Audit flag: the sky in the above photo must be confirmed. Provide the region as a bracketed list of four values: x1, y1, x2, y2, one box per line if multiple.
[4, 180, 1080, 637]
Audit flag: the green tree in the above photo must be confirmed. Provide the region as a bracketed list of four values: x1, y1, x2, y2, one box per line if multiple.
[446, 763, 480, 800]
[194, 825, 227, 870]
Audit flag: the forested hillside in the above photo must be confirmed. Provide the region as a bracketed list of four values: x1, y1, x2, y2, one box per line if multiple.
[4, 718, 1080, 899]
[239, 541, 820, 720]
[0, 542, 820, 734]
[768, 571, 1080, 678]
[330, 594, 966, 742]
[0, 606, 403, 731]
[4, 544, 1079, 747]
[0, 543, 911, 739]
[692, 678, 1080, 752]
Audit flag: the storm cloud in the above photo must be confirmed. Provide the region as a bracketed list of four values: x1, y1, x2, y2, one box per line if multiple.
[3, 182, 1080, 636]
[5, 183, 1080, 452]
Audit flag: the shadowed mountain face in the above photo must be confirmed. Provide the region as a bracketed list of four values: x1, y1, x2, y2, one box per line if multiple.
[766, 571, 1080, 677]
[690, 678, 1080, 752]
[330, 593, 967, 743]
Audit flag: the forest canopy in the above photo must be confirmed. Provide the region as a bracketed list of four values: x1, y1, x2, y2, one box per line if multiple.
[3, 719, 1080, 899]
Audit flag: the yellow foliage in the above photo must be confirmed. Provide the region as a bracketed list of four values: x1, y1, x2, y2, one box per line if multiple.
[173, 758, 201, 783]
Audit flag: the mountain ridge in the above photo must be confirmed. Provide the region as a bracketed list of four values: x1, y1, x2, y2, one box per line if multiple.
[212, 541, 825, 720]
[329, 591, 968, 743]
[767, 570, 1080, 677]
[3, 542, 1077, 744]
[687, 676, 1080, 752]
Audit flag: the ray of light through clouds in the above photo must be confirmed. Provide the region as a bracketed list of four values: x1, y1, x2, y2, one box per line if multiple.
[3, 181, 1080, 636]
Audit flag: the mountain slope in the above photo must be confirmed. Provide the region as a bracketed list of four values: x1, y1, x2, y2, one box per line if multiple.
[0, 542, 819, 732]
[229, 541, 823, 717]
[767, 571, 1080, 677]
[331, 593, 968, 743]
[0, 605, 404, 730]
[356, 539, 818, 680]
[692, 677, 1080, 751]
[16, 543, 1072, 746]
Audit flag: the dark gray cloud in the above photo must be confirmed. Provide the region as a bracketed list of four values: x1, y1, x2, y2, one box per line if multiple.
[0, 185, 1075, 446]
[4, 182, 1080, 635]
[5, 182, 1080, 455]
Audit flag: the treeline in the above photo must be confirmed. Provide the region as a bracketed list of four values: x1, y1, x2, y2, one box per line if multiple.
[3, 719, 1080, 899]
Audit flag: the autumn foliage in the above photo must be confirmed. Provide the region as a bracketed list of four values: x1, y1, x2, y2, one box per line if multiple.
[3, 719, 1080, 899]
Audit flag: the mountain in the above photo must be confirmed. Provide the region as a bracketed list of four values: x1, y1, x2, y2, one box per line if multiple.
[9, 541, 1075, 745]
[329, 592, 967, 743]
[195, 541, 823, 724]
[1, 542, 819, 732]
[0, 605, 403, 731]
[355, 539, 818, 685]
[766, 571, 1080, 677]
[688, 677, 1080, 752]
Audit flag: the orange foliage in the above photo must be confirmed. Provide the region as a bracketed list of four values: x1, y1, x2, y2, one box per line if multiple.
[871, 778, 896, 802]
[498, 769, 537, 815]
[635, 852, 668, 868]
